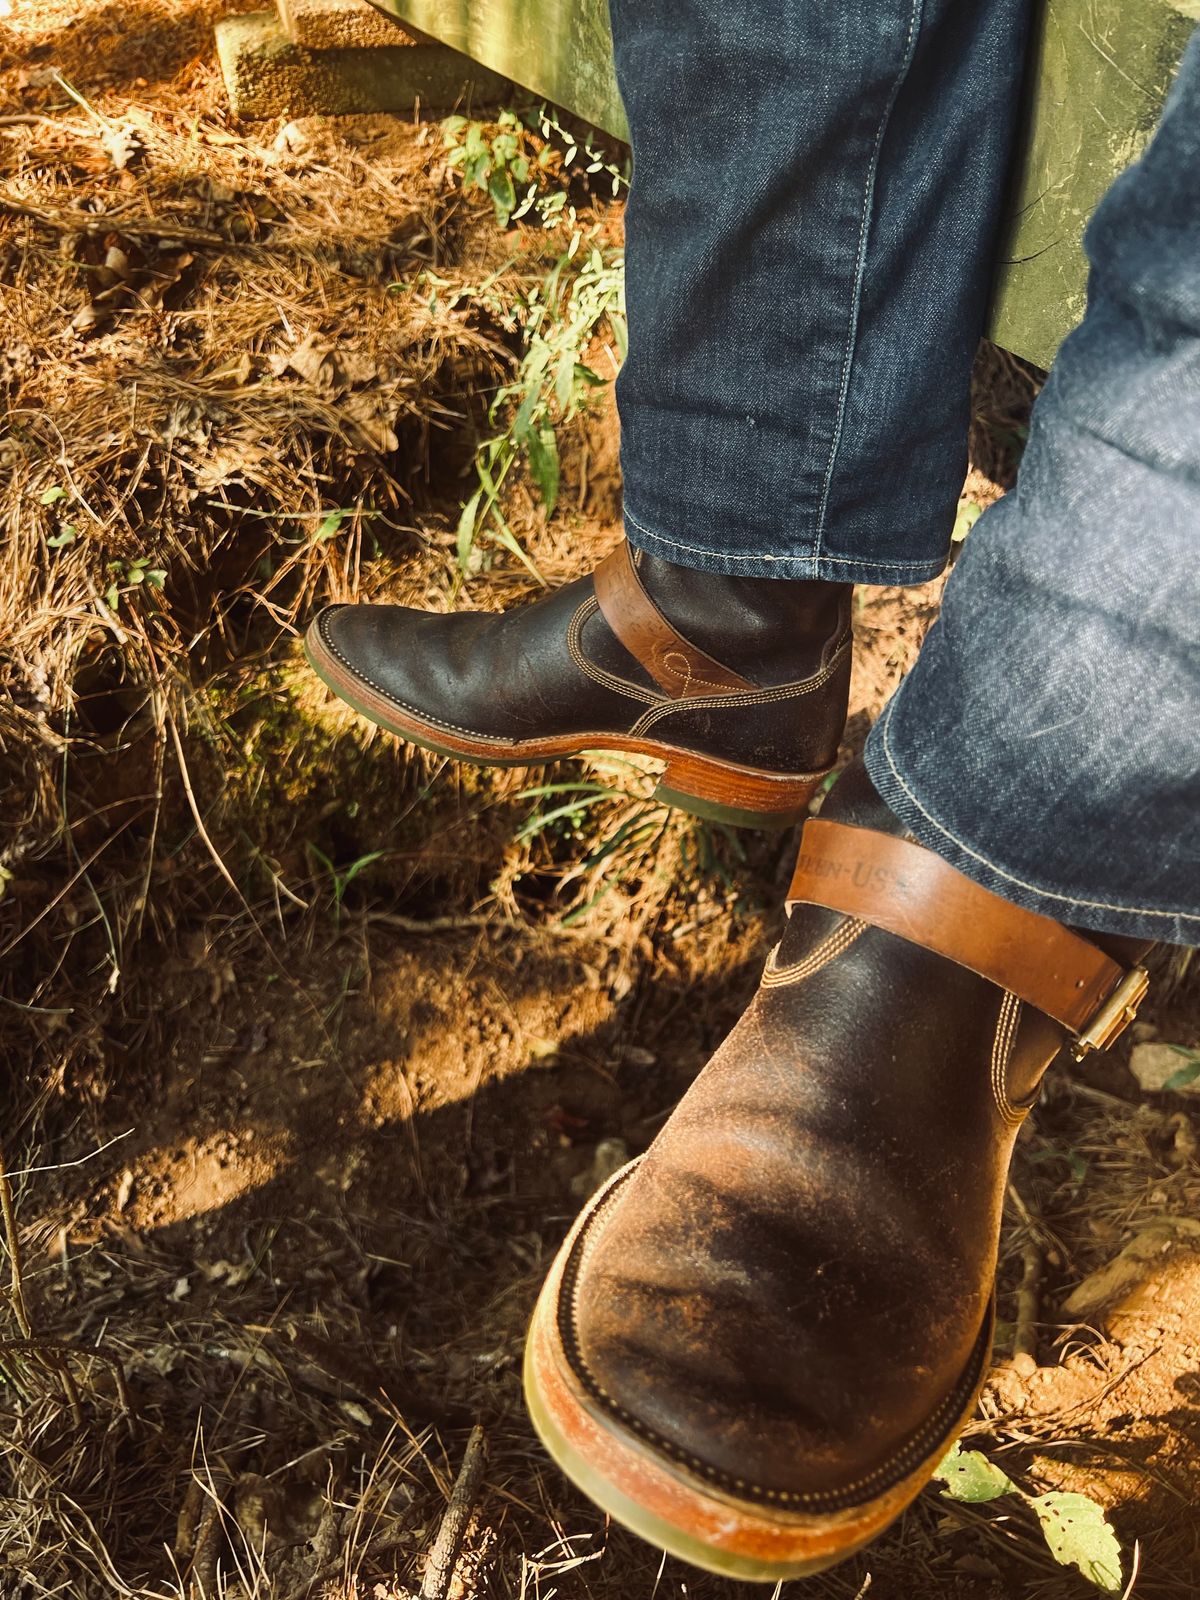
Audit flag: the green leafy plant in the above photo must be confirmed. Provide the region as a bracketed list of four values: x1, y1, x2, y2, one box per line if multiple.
[442, 110, 551, 227]
[305, 845, 385, 924]
[935, 1442, 1124, 1593]
[103, 555, 166, 610]
[1162, 1043, 1200, 1091]
[39, 484, 80, 549]
[952, 496, 984, 543]
[456, 242, 626, 574]
[437, 108, 629, 573]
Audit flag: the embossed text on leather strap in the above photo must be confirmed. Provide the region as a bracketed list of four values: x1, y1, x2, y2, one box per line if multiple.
[593, 544, 753, 699]
[788, 820, 1127, 1034]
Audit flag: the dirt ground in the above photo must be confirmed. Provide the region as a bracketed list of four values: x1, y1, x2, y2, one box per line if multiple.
[2, 4, 1200, 1598]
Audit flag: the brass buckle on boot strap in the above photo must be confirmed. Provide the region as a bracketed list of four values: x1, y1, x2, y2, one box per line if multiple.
[788, 821, 1149, 1056]
[1070, 965, 1150, 1059]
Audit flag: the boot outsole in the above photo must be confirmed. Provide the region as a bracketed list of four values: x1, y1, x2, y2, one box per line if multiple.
[304, 619, 825, 831]
[524, 1164, 995, 1583]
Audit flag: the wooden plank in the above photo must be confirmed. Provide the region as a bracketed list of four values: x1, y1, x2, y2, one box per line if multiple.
[366, 0, 628, 137]
[989, 0, 1194, 368]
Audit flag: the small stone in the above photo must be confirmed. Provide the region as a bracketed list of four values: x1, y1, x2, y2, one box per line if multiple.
[1129, 1041, 1200, 1096]
[273, 119, 309, 154]
[569, 1137, 631, 1201]
[1010, 1350, 1038, 1379]
[1063, 1217, 1200, 1318]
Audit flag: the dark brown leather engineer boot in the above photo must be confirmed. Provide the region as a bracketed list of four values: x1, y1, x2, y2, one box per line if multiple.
[524, 763, 1152, 1581]
[304, 543, 851, 829]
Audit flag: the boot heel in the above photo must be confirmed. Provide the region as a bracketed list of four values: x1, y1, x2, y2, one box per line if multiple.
[652, 751, 824, 830]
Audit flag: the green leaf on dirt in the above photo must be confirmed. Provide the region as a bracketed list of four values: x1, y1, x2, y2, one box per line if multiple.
[40, 485, 68, 505]
[456, 487, 484, 569]
[933, 1442, 1017, 1502]
[46, 523, 78, 548]
[1163, 1047, 1200, 1091]
[490, 168, 517, 225]
[1029, 1492, 1123, 1593]
[315, 510, 347, 541]
[525, 424, 560, 517]
[952, 498, 983, 542]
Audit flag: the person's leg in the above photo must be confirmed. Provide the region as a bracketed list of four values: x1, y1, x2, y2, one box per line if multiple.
[307, 0, 1033, 827]
[864, 27, 1200, 945]
[612, 0, 1032, 581]
[524, 35, 1199, 1582]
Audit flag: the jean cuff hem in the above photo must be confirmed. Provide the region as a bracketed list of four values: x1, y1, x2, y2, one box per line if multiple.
[864, 698, 1199, 947]
[624, 514, 949, 586]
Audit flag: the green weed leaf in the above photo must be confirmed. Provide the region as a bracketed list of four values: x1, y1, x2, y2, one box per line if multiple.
[315, 511, 345, 541]
[1029, 1492, 1123, 1593]
[40, 486, 68, 505]
[952, 499, 983, 543]
[490, 168, 517, 225]
[1163, 1047, 1200, 1091]
[46, 524, 78, 549]
[456, 488, 484, 570]
[933, 1443, 1017, 1503]
[525, 425, 560, 518]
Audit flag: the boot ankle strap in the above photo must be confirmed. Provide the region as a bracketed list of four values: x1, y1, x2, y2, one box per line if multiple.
[788, 820, 1148, 1058]
[594, 543, 754, 699]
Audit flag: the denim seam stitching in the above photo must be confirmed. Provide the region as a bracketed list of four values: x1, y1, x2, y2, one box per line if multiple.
[813, 0, 925, 553]
[624, 508, 945, 571]
[876, 698, 1192, 922]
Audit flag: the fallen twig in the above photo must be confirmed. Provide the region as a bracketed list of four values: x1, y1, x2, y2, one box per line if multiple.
[0, 1338, 135, 1419]
[420, 1424, 487, 1600]
[1013, 1237, 1044, 1372]
[0, 195, 227, 247]
[0, 1142, 32, 1339]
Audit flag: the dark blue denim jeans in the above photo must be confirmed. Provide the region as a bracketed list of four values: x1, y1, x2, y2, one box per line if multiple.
[867, 34, 1200, 946]
[612, 7, 1200, 941]
[610, 0, 1032, 581]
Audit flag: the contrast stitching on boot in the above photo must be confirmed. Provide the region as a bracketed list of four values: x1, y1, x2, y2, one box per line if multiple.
[316, 604, 655, 741]
[315, 613, 514, 743]
[990, 993, 1027, 1126]
[630, 634, 852, 736]
[556, 1167, 991, 1512]
[567, 597, 663, 705]
[658, 650, 747, 696]
[761, 918, 868, 988]
[812, 0, 924, 555]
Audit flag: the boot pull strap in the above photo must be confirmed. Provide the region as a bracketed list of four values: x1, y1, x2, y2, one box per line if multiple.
[788, 820, 1148, 1057]
[593, 543, 754, 699]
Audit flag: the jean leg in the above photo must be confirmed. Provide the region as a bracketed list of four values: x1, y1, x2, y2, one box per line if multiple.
[865, 31, 1200, 945]
[610, 0, 1031, 581]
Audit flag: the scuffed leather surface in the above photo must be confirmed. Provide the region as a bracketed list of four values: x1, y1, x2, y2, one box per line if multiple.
[569, 764, 1069, 1498]
[314, 557, 851, 771]
[318, 580, 644, 741]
